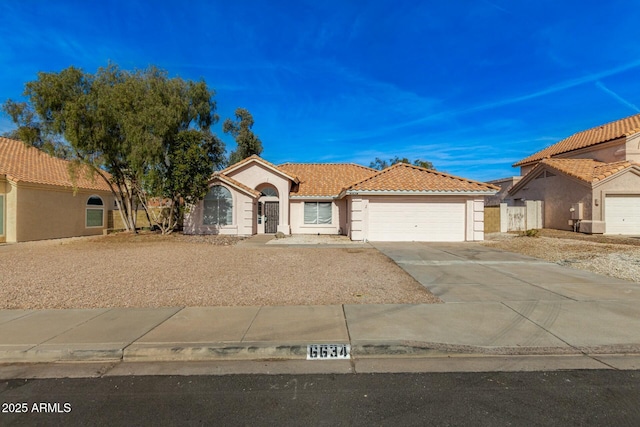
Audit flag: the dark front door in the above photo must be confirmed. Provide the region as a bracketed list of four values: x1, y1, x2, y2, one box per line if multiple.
[265, 201, 279, 233]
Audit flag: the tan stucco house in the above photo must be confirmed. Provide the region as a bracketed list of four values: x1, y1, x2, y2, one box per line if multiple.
[0, 137, 114, 243]
[509, 113, 640, 234]
[184, 155, 498, 242]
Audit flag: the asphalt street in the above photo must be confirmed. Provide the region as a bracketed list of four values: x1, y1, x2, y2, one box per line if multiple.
[1, 371, 639, 426]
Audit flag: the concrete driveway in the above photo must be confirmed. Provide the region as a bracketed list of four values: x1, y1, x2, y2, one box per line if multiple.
[372, 242, 640, 303]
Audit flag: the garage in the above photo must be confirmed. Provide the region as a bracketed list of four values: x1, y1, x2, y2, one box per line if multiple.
[605, 195, 640, 234]
[367, 197, 466, 242]
[342, 163, 498, 242]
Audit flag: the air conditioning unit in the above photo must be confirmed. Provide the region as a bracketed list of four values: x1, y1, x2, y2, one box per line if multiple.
[570, 203, 584, 220]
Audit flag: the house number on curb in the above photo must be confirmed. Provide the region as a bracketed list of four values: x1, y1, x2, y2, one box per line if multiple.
[307, 344, 350, 360]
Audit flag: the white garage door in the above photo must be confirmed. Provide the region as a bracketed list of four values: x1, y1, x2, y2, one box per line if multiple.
[605, 195, 640, 234]
[367, 198, 466, 242]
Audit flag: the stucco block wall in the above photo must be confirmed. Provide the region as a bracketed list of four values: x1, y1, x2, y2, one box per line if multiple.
[289, 199, 346, 235]
[11, 184, 112, 243]
[183, 185, 255, 236]
[484, 206, 500, 233]
[108, 209, 152, 230]
[512, 175, 591, 230]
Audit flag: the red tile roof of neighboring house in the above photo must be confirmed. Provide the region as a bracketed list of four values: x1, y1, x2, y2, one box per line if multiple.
[346, 163, 499, 193]
[0, 137, 112, 192]
[514, 113, 640, 166]
[536, 158, 639, 183]
[278, 162, 376, 197]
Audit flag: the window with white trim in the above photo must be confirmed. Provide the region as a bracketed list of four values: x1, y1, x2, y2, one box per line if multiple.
[304, 202, 332, 224]
[86, 196, 104, 228]
[203, 186, 233, 225]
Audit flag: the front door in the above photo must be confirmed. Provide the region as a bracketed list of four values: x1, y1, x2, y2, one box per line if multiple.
[264, 201, 279, 233]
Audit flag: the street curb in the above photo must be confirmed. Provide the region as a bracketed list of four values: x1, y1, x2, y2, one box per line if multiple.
[3, 342, 640, 364]
[350, 341, 581, 357]
[123, 343, 312, 362]
[0, 348, 123, 363]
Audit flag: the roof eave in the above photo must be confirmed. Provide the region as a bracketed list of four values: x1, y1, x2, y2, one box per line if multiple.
[592, 164, 640, 188]
[345, 190, 497, 196]
[209, 174, 260, 198]
[289, 195, 337, 200]
[509, 162, 593, 195]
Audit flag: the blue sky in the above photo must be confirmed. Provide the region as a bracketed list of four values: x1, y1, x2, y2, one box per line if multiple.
[2, 1, 640, 181]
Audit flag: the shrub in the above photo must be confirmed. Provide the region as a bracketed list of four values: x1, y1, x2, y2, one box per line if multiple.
[521, 229, 539, 237]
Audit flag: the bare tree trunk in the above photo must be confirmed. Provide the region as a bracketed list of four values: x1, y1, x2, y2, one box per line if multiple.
[137, 191, 179, 235]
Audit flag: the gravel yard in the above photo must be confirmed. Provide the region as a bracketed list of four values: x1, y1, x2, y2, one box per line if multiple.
[482, 229, 640, 283]
[0, 233, 440, 309]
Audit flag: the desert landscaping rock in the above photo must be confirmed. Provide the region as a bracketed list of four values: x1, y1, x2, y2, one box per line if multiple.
[0, 233, 440, 309]
[483, 231, 640, 283]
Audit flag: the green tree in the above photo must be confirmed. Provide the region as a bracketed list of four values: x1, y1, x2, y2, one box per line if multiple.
[142, 129, 225, 234]
[369, 156, 435, 170]
[2, 100, 72, 158]
[2, 64, 225, 233]
[223, 107, 263, 164]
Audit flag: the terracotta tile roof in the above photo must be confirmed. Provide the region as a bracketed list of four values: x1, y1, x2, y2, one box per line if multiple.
[514, 113, 640, 166]
[346, 163, 499, 193]
[277, 163, 376, 197]
[538, 158, 638, 183]
[0, 137, 111, 191]
[211, 172, 261, 197]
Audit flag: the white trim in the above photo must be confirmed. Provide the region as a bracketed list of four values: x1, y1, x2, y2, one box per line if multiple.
[290, 195, 337, 200]
[345, 190, 497, 196]
[85, 195, 104, 228]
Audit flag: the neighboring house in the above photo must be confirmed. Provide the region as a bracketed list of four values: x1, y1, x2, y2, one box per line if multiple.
[0, 137, 114, 243]
[184, 155, 498, 242]
[510, 113, 640, 234]
[484, 176, 522, 207]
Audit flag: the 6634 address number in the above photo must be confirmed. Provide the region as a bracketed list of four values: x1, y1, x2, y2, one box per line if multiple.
[307, 344, 350, 360]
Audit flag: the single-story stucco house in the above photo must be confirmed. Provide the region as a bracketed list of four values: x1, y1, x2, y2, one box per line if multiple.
[509, 113, 640, 234]
[184, 155, 498, 242]
[0, 137, 114, 243]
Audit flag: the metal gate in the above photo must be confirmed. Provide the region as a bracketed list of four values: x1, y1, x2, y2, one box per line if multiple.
[265, 201, 279, 233]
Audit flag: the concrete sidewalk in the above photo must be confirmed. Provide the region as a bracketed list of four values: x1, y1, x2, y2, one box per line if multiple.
[1, 301, 640, 372]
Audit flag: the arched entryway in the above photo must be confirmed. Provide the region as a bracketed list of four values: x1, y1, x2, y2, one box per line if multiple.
[256, 184, 279, 234]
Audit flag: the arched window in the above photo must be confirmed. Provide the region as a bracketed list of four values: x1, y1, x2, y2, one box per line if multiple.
[203, 186, 233, 225]
[86, 195, 104, 228]
[260, 187, 278, 197]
